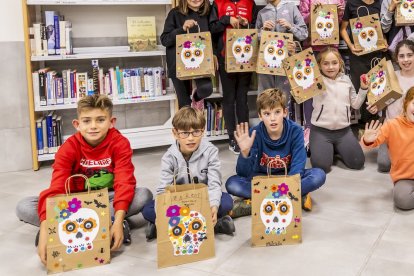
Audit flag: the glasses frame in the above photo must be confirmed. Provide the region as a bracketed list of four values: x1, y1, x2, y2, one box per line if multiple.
[176, 129, 204, 139]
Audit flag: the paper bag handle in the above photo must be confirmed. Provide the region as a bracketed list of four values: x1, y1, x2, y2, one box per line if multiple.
[266, 158, 288, 177]
[186, 23, 201, 34]
[172, 169, 196, 192]
[370, 57, 382, 69]
[65, 174, 90, 196]
[357, 6, 370, 19]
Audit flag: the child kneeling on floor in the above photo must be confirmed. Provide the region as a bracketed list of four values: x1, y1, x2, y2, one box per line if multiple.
[226, 89, 326, 212]
[142, 107, 235, 241]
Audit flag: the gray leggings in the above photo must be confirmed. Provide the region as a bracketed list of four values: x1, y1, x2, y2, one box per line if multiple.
[310, 125, 365, 173]
[15, 187, 153, 227]
[394, 180, 414, 210]
[377, 143, 391, 173]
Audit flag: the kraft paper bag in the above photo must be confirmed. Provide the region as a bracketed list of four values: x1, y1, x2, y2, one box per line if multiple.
[395, 0, 414, 26]
[226, 28, 259, 73]
[310, 4, 340, 46]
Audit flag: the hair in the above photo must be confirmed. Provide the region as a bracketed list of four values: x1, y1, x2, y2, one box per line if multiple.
[393, 39, 414, 62]
[256, 88, 287, 113]
[403, 87, 414, 116]
[178, 0, 210, 16]
[316, 47, 345, 76]
[172, 106, 206, 130]
[77, 94, 113, 117]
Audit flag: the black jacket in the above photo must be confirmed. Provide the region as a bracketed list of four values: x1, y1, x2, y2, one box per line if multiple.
[160, 7, 210, 78]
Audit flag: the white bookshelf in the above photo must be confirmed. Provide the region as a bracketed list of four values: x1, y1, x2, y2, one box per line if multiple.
[27, 0, 171, 5]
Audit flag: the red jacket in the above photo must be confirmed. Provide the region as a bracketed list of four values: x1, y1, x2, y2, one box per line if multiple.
[38, 128, 136, 222]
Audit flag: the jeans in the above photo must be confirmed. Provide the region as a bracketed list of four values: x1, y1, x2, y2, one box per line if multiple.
[225, 168, 326, 199]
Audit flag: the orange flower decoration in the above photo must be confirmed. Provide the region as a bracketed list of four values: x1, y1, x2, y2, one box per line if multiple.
[263, 201, 276, 215]
[270, 184, 278, 193]
[278, 201, 290, 215]
[169, 223, 185, 239]
[62, 220, 78, 235]
[58, 200, 68, 210]
[179, 206, 190, 216]
[189, 218, 204, 233]
[80, 218, 97, 232]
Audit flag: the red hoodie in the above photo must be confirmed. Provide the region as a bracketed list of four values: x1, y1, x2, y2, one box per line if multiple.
[38, 128, 136, 222]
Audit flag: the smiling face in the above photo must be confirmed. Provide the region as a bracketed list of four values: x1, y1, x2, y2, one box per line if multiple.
[187, 0, 204, 11]
[173, 128, 203, 157]
[320, 52, 341, 79]
[397, 45, 414, 73]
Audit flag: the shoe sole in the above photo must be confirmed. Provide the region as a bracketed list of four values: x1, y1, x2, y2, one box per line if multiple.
[228, 146, 240, 155]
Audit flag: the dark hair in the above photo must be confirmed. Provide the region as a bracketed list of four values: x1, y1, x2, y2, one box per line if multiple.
[178, 0, 210, 16]
[257, 88, 287, 113]
[394, 39, 414, 62]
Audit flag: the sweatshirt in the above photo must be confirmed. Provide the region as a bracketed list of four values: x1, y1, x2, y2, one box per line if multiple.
[38, 128, 136, 222]
[386, 71, 414, 120]
[158, 139, 222, 207]
[236, 119, 306, 178]
[361, 116, 414, 183]
[311, 74, 367, 130]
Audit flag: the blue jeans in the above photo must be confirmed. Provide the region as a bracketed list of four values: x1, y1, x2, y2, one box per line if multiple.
[142, 192, 233, 224]
[225, 168, 326, 199]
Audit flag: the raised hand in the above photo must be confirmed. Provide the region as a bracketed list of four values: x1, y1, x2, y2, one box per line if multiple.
[363, 120, 382, 144]
[234, 122, 256, 158]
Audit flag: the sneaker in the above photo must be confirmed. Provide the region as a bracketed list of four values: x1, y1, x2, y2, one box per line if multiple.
[214, 215, 235, 235]
[145, 222, 157, 242]
[302, 193, 312, 212]
[122, 220, 131, 245]
[230, 198, 251, 218]
[35, 230, 40, 247]
[191, 88, 205, 111]
[229, 140, 240, 155]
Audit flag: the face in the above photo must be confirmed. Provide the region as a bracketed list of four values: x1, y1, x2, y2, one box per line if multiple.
[259, 106, 288, 138]
[72, 108, 115, 147]
[405, 98, 414, 123]
[173, 128, 204, 156]
[320, 52, 341, 79]
[187, 0, 204, 10]
[397, 45, 414, 72]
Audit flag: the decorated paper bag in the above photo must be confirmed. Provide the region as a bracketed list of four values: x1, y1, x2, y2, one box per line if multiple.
[226, 28, 259, 73]
[349, 7, 387, 55]
[156, 181, 215, 268]
[310, 4, 339, 46]
[251, 159, 302, 247]
[367, 58, 403, 111]
[282, 47, 326, 104]
[396, 0, 414, 26]
[256, 31, 293, 76]
[176, 28, 215, 80]
[46, 175, 110, 274]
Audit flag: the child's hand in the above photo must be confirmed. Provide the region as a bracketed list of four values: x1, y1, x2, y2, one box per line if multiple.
[234, 122, 256, 158]
[287, 40, 296, 55]
[360, 74, 369, 90]
[230, 17, 240, 28]
[183, 20, 197, 32]
[263, 20, 275, 31]
[349, 44, 363, 55]
[363, 120, 382, 144]
[366, 102, 378, 114]
[38, 221, 48, 266]
[277, 19, 292, 30]
[337, 3, 345, 12]
[110, 210, 126, 251]
[237, 16, 249, 27]
[389, 0, 402, 12]
[211, 206, 218, 226]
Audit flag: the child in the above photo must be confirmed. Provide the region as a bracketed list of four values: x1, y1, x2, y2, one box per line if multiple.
[15, 95, 153, 265]
[161, 0, 214, 109]
[367, 40, 414, 172]
[225, 89, 326, 211]
[309, 47, 366, 173]
[142, 107, 235, 240]
[361, 88, 414, 210]
[209, 0, 259, 154]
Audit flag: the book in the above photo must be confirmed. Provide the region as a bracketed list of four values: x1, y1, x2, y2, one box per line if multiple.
[76, 72, 87, 99]
[41, 24, 48, 56]
[65, 21, 72, 55]
[52, 114, 58, 153]
[36, 118, 44, 155]
[54, 15, 60, 54]
[33, 24, 42, 56]
[56, 116, 62, 148]
[44, 11, 58, 55]
[42, 118, 48, 154]
[127, 17, 156, 52]
[59, 20, 66, 55]
[46, 111, 54, 152]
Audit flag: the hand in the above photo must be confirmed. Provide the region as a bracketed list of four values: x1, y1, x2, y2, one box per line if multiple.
[287, 40, 296, 55]
[349, 44, 363, 55]
[389, 0, 402, 12]
[110, 210, 126, 251]
[213, 55, 219, 71]
[211, 206, 218, 226]
[238, 16, 249, 27]
[230, 17, 240, 29]
[38, 221, 48, 266]
[277, 19, 292, 30]
[234, 122, 256, 158]
[263, 20, 275, 31]
[363, 120, 382, 144]
[360, 74, 369, 90]
[366, 103, 378, 114]
[337, 3, 345, 12]
[183, 20, 197, 32]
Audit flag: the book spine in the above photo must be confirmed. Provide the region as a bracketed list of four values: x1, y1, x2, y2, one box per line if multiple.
[38, 71, 47, 106]
[33, 24, 42, 56]
[59, 21, 66, 55]
[44, 11, 56, 55]
[65, 21, 72, 55]
[161, 68, 166, 95]
[87, 78, 95, 96]
[52, 115, 57, 153]
[46, 112, 54, 151]
[206, 102, 211, 136]
[32, 72, 40, 108]
[99, 68, 104, 95]
[56, 77, 64, 104]
[154, 67, 162, 96]
[76, 72, 87, 99]
[36, 119, 44, 155]
[40, 24, 48, 56]
[123, 69, 132, 99]
[62, 70, 69, 104]
[130, 68, 137, 98]
[54, 15, 60, 55]
[56, 116, 62, 148]
[42, 118, 48, 154]
[29, 27, 36, 56]
[109, 68, 117, 100]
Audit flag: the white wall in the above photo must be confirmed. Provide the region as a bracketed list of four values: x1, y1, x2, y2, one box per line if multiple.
[0, 0, 24, 41]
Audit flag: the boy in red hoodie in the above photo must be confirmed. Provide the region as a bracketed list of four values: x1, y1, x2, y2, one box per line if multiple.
[16, 95, 152, 265]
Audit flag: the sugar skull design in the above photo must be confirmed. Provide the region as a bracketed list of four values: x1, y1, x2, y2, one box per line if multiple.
[400, 0, 414, 21]
[352, 22, 378, 52]
[315, 11, 334, 39]
[260, 183, 293, 235]
[232, 35, 254, 64]
[264, 40, 286, 68]
[55, 198, 100, 254]
[181, 40, 206, 69]
[370, 70, 387, 96]
[166, 205, 207, 256]
[293, 58, 315, 89]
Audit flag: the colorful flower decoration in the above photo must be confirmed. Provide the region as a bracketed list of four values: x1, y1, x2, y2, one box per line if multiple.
[183, 41, 192, 49]
[166, 205, 181, 217]
[370, 70, 385, 82]
[355, 22, 363, 29]
[263, 201, 276, 215]
[352, 22, 363, 34]
[245, 35, 252, 44]
[169, 216, 180, 227]
[271, 184, 279, 192]
[278, 201, 290, 215]
[67, 198, 82, 213]
[58, 200, 68, 210]
[80, 218, 97, 232]
[305, 58, 313, 67]
[277, 40, 284, 48]
[60, 209, 72, 219]
[278, 183, 289, 195]
[319, 10, 333, 19]
[272, 191, 281, 198]
[180, 206, 190, 216]
[183, 40, 206, 50]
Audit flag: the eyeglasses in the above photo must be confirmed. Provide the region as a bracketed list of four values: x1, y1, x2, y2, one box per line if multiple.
[176, 129, 204, 138]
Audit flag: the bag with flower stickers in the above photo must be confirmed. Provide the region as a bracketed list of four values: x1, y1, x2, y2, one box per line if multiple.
[226, 28, 259, 73]
[396, 0, 414, 26]
[45, 174, 111, 274]
[310, 4, 339, 46]
[251, 159, 302, 247]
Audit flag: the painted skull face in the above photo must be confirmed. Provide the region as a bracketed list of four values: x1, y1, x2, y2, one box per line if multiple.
[400, 0, 414, 21]
[264, 40, 286, 68]
[358, 27, 378, 52]
[370, 71, 387, 96]
[232, 36, 254, 64]
[316, 16, 334, 39]
[292, 58, 315, 90]
[181, 43, 205, 69]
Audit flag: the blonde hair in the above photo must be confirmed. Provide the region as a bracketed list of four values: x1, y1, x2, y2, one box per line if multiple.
[178, 0, 210, 16]
[77, 94, 113, 117]
[172, 106, 206, 130]
[403, 87, 414, 116]
[316, 47, 345, 77]
[257, 88, 287, 113]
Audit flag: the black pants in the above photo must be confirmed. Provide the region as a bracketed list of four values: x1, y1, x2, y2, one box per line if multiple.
[218, 59, 251, 140]
[170, 77, 213, 108]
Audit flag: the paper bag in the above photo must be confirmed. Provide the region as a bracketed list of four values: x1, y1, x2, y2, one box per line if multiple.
[176, 28, 215, 80]
[396, 1, 414, 26]
[156, 182, 215, 268]
[251, 159, 302, 247]
[46, 175, 111, 274]
[282, 47, 326, 104]
[256, 31, 293, 76]
[367, 58, 403, 111]
[226, 28, 259, 73]
[310, 4, 340, 46]
[349, 7, 387, 55]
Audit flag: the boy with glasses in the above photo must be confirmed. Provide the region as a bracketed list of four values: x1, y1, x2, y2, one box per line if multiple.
[142, 107, 235, 241]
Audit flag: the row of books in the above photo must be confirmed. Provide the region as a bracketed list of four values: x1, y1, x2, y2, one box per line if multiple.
[205, 102, 226, 136]
[32, 62, 167, 107]
[35, 111, 63, 155]
[30, 11, 73, 56]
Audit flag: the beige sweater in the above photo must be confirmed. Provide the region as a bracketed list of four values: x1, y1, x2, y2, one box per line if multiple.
[385, 71, 414, 120]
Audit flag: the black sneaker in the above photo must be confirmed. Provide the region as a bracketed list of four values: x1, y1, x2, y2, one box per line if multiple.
[145, 222, 157, 242]
[214, 215, 235, 235]
[230, 198, 252, 218]
[229, 140, 240, 155]
[35, 230, 40, 247]
[122, 220, 131, 245]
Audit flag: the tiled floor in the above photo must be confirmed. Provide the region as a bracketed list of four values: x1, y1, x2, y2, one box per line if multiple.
[3, 141, 414, 275]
